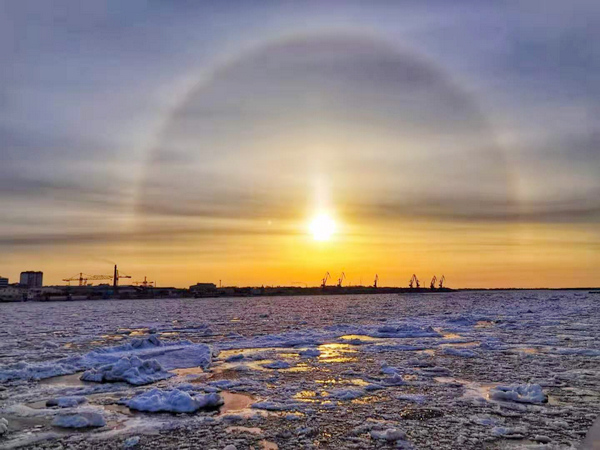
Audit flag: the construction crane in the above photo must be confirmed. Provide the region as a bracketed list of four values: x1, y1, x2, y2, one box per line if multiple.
[409, 274, 420, 289]
[112, 265, 131, 288]
[337, 272, 346, 288]
[321, 272, 330, 288]
[133, 276, 155, 288]
[63, 272, 113, 286]
[430, 275, 437, 290]
[438, 275, 446, 289]
[373, 274, 379, 289]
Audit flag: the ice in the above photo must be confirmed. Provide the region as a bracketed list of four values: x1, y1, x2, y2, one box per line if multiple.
[262, 361, 291, 369]
[1, 291, 599, 448]
[80, 356, 172, 385]
[489, 384, 547, 404]
[127, 389, 223, 413]
[52, 411, 106, 428]
[0, 335, 212, 382]
[442, 347, 477, 358]
[124, 436, 141, 447]
[251, 401, 297, 411]
[46, 396, 87, 407]
[370, 428, 406, 441]
[298, 349, 320, 358]
[371, 325, 440, 338]
[328, 388, 365, 400]
[0, 417, 8, 435]
[0, 360, 78, 382]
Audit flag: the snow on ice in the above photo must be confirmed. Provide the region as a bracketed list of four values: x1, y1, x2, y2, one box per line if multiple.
[489, 384, 548, 404]
[80, 355, 172, 385]
[52, 411, 106, 428]
[127, 389, 223, 413]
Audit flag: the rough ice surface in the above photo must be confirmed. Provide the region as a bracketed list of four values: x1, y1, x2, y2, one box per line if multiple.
[441, 347, 477, 358]
[262, 360, 291, 370]
[127, 389, 223, 413]
[370, 428, 406, 441]
[1, 291, 599, 449]
[52, 411, 106, 428]
[80, 355, 172, 385]
[489, 383, 548, 404]
[46, 396, 87, 408]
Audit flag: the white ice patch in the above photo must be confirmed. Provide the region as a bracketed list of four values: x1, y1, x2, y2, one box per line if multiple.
[328, 388, 365, 401]
[370, 428, 407, 441]
[127, 389, 223, 413]
[489, 384, 547, 404]
[0, 417, 8, 435]
[0, 336, 212, 382]
[80, 356, 171, 385]
[52, 411, 106, 428]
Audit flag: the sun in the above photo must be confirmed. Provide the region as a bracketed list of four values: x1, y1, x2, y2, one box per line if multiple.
[309, 213, 336, 241]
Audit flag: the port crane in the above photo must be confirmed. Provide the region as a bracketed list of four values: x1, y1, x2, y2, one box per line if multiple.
[63, 265, 131, 288]
[337, 272, 346, 288]
[438, 275, 446, 289]
[409, 274, 420, 289]
[373, 274, 379, 288]
[321, 272, 330, 288]
[62, 273, 112, 286]
[133, 277, 155, 288]
[430, 275, 437, 290]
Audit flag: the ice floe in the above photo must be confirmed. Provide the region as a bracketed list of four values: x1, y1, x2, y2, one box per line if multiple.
[489, 384, 547, 404]
[80, 356, 171, 385]
[52, 411, 106, 428]
[127, 388, 223, 413]
[46, 396, 87, 408]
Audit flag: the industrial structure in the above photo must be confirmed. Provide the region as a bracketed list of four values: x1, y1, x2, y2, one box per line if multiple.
[0, 276, 8, 288]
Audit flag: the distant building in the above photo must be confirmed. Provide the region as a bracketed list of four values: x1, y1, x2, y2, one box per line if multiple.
[20, 271, 43, 288]
[0, 276, 8, 288]
[0, 286, 27, 302]
[190, 282, 217, 296]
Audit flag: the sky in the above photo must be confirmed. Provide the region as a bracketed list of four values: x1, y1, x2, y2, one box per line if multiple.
[1, 0, 599, 288]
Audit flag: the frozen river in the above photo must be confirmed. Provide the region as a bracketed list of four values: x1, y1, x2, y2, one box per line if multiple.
[1, 291, 599, 449]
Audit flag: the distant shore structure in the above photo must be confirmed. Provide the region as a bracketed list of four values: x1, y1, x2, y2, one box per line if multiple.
[19, 271, 43, 288]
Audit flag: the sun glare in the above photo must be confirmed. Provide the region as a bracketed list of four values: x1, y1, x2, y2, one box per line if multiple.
[310, 213, 336, 241]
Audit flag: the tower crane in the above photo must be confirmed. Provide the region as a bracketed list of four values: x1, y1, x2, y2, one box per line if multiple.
[430, 275, 437, 290]
[63, 273, 113, 286]
[112, 265, 131, 288]
[337, 272, 346, 288]
[133, 277, 155, 288]
[373, 274, 379, 288]
[409, 274, 420, 289]
[438, 275, 446, 289]
[321, 272, 331, 289]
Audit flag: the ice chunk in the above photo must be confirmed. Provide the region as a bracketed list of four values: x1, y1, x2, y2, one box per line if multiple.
[127, 389, 223, 413]
[262, 361, 291, 370]
[370, 428, 406, 441]
[251, 401, 297, 411]
[124, 436, 141, 447]
[328, 388, 365, 400]
[52, 412, 106, 428]
[298, 349, 320, 358]
[489, 384, 547, 404]
[442, 348, 477, 358]
[80, 356, 172, 385]
[46, 396, 87, 408]
[0, 417, 8, 435]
